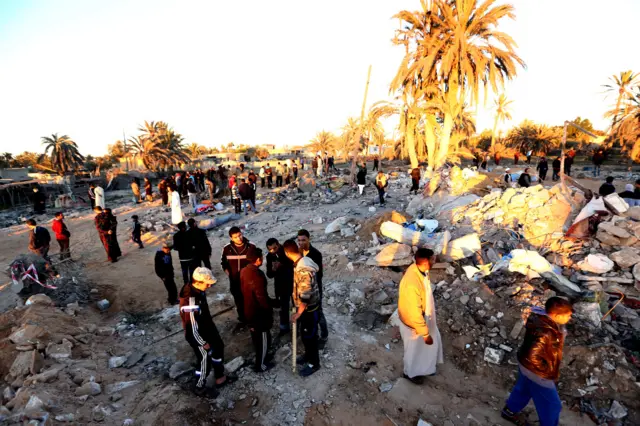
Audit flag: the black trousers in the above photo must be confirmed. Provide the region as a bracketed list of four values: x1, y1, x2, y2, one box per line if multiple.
[57, 239, 70, 260]
[233, 198, 241, 214]
[373, 162, 378, 171]
[132, 233, 144, 248]
[300, 308, 320, 367]
[285, 176, 290, 185]
[276, 176, 283, 187]
[261, 177, 265, 188]
[187, 329, 225, 388]
[161, 276, 178, 303]
[267, 176, 273, 188]
[180, 259, 199, 285]
[539, 170, 547, 181]
[230, 278, 245, 322]
[293, 171, 298, 180]
[552, 170, 560, 181]
[377, 187, 385, 205]
[276, 289, 291, 331]
[411, 178, 419, 193]
[250, 329, 272, 371]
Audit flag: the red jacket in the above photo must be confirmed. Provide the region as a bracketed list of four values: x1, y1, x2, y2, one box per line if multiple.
[52, 218, 70, 240]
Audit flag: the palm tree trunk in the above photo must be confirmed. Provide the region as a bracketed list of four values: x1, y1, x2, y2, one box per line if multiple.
[425, 117, 437, 168]
[406, 116, 419, 169]
[435, 112, 454, 169]
[491, 114, 499, 152]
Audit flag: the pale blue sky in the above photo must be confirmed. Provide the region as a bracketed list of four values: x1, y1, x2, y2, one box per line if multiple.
[0, 0, 638, 156]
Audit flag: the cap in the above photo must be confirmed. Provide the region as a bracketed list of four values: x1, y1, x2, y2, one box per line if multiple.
[505, 168, 510, 172]
[192, 267, 217, 285]
[162, 240, 172, 249]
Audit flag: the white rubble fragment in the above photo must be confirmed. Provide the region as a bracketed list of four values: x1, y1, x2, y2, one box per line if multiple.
[577, 254, 614, 274]
[325, 217, 348, 234]
[483, 347, 504, 364]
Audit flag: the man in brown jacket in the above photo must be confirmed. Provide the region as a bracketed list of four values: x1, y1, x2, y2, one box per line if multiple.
[501, 297, 573, 426]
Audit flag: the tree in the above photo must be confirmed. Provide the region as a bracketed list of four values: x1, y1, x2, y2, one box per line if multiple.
[129, 121, 189, 170]
[255, 147, 270, 159]
[309, 131, 336, 154]
[185, 143, 204, 159]
[0, 152, 13, 168]
[505, 120, 561, 154]
[41, 133, 85, 175]
[128, 136, 171, 171]
[491, 94, 513, 151]
[566, 117, 597, 143]
[603, 71, 639, 144]
[609, 90, 640, 160]
[391, 0, 525, 169]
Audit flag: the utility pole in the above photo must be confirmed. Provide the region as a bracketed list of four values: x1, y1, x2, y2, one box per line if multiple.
[350, 65, 372, 182]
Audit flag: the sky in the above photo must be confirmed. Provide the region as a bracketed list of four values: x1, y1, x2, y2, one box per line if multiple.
[0, 0, 639, 156]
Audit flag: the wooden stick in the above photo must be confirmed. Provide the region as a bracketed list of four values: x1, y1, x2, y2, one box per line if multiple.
[292, 307, 297, 374]
[149, 306, 235, 345]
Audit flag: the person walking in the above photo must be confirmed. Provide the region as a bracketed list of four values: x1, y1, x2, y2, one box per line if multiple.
[241, 248, 275, 373]
[94, 207, 119, 262]
[599, 176, 616, 197]
[179, 267, 234, 398]
[170, 186, 183, 225]
[131, 179, 141, 203]
[259, 166, 266, 188]
[275, 162, 284, 187]
[221, 227, 257, 324]
[551, 157, 561, 181]
[32, 187, 46, 214]
[357, 166, 367, 195]
[297, 229, 328, 347]
[410, 167, 421, 195]
[266, 238, 294, 335]
[283, 240, 321, 377]
[187, 218, 212, 269]
[311, 157, 318, 177]
[592, 149, 605, 177]
[375, 170, 388, 206]
[292, 161, 298, 180]
[131, 215, 144, 249]
[536, 157, 549, 182]
[231, 179, 241, 214]
[518, 168, 532, 188]
[144, 178, 153, 202]
[373, 156, 379, 171]
[173, 221, 197, 285]
[501, 297, 573, 426]
[187, 178, 198, 210]
[155, 242, 178, 304]
[397, 248, 443, 384]
[158, 179, 169, 207]
[88, 184, 96, 209]
[238, 178, 257, 215]
[52, 212, 71, 260]
[26, 219, 51, 261]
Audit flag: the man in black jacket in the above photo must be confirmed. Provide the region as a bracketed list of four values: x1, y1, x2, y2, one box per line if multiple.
[221, 226, 257, 323]
[187, 218, 212, 269]
[297, 229, 328, 346]
[518, 168, 532, 188]
[502, 297, 573, 426]
[155, 242, 178, 304]
[536, 157, 548, 182]
[241, 249, 275, 372]
[598, 176, 616, 197]
[238, 178, 257, 215]
[180, 267, 233, 398]
[173, 221, 198, 285]
[32, 187, 46, 214]
[266, 238, 294, 334]
[26, 219, 51, 261]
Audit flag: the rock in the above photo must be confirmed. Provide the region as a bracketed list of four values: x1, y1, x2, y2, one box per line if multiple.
[608, 400, 628, 419]
[417, 420, 434, 426]
[24, 366, 63, 386]
[16, 344, 35, 351]
[596, 230, 621, 246]
[633, 263, 640, 282]
[475, 297, 483, 304]
[92, 404, 113, 422]
[577, 254, 614, 274]
[97, 299, 110, 311]
[379, 382, 393, 392]
[346, 262, 354, 272]
[105, 381, 140, 394]
[441, 233, 482, 261]
[9, 324, 47, 345]
[371, 233, 380, 246]
[3, 386, 16, 403]
[9, 351, 32, 378]
[24, 395, 44, 412]
[340, 227, 355, 238]
[574, 302, 602, 328]
[349, 288, 365, 304]
[124, 352, 146, 368]
[55, 414, 75, 422]
[224, 356, 245, 374]
[459, 295, 470, 305]
[598, 222, 631, 238]
[75, 381, 102, 397]
[46, 339, 73, 360]
[610, 249, 640, 268]
[109, 356, 127, 369]
[452, 335, 473, 351]
[325, 217, 348, 234]
[25, 294, 54, 307]
[154, 225, 164, 232]
[369, 206, 377, 213]
[312, 217, 323, 224]
[367, 243, 413, 267]
[372, 290, 389, 304]
[376, 304, 395, 316]
[95, 326, 115, 336]
[483, 347, 505, 364]
[169, 361, 193, 379]
[30, 350, 44, 375]
[510, 320, 524, 339]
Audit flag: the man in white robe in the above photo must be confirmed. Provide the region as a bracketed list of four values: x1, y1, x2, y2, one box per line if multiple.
[397, 248, 443, 384]
[94, 185, 105, 209]
[170, 187, 183, 225]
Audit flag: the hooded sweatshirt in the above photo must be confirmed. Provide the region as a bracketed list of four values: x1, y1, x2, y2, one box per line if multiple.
[292, 256, 320, 308]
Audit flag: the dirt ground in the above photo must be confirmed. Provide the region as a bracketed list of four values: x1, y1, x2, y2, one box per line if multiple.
[0, 164, 633, 425]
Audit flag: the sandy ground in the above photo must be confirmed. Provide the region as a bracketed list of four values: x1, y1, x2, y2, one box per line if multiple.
[0, 171, 611, 425]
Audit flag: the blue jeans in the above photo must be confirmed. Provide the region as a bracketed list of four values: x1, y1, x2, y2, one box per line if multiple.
[593, 165, 601, 177]
[506, 371, 561, 426]
[243, 199, 257, 214]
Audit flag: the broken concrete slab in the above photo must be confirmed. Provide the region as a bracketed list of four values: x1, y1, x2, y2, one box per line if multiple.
[224, 356, 245, 374]
[610, 249, 640, 269]
[9, 324, 47, 345]
[169, 361, 193, 379]
[366, 243, 413, 267]
[440, 233, 481, 261]
[325, 217, 348, 234]
[483, 347, 504, 364]
[46, 338, 73, 360]
[577, 254, 614, 274]
[9, 351, 32, 378]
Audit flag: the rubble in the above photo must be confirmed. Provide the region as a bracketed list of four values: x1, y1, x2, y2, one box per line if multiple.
[483, 347, 504, 364]
[577, 254, 614, 274]
[609, 248, 640, 268]
[366, 243, 413, 267]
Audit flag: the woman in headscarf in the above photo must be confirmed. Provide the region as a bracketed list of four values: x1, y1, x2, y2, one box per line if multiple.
[619, 184, 637, 207]
[105, 208, 122, 260]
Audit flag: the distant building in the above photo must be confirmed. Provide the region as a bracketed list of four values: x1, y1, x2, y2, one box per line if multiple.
[0, 167, 30, 182]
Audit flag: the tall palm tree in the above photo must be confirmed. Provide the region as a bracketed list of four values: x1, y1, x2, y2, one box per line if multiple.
[185, 143, 204, 160]
[491, 94, 513, 151]
[505, 120, 561, 155]
[391, 0, 525, 169]
[340, 118, 363, 158]
[309, 131, 336, 155]
[609, 90, 640, 159]
[128, 136, 171, 171]
[603, 70, 639, 144]
[41, 133, 85, 175]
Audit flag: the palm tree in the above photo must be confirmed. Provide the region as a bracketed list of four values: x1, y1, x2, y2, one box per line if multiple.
[603, 71, 639, 145]
[309, 131, 336, 155]
[128, 136, 171, 171]
[505, 120, 561, 155]
[391, 0, 525, 169]
[491, 94, 513, 151]
[609, 90, 640, 159]
[185, 143, 204, 160]
[340, 118, 363, 159]
[41, 133, 85, 175]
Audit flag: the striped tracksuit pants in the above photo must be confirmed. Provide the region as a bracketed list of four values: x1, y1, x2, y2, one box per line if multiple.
[187, 331, 225, 388]
[250, 328, 272, 372]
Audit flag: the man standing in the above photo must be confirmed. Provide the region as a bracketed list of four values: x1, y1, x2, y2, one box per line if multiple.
[373, 156, 379, 171]
[275, 162, 284, 187]
[292, 161, 298, 180]
[565, 148, 576, 176]
[179, 267, 233, 398]
[259, 165, 266, 188]
[297, 229, 328, 346]
[187, 218, 212, 269]
[536, 157, 549, 182]
[52, 212, 71, 260]
[158, 179, 169, 207]
[397, 248, 443, 384]
[552, 157, 561, 181]
[501, 298, 573, 426]
[88, 184, 96, 209]
[283, 240, 321, 377]
[375, 170, 388, 206]
[187, 178, 198, 210]
[131, 179, 141, 203]
[357, 166, 367, 196]
[266, 238, 294, 334]
[155, 242, 178, 304]
[410, 167, 421, 195]
[26, 219, 51, 261]
[526, 150, 532, 164]
[265, 163, 273, 188]
[592, 149, 605, 177]
[144, 178, 153, 202]
[173, 221, 197, 285]
[238, 178, 257, 215]
[94, 207, 118, 263]
[221, 226, 257, 323]
[241, 248, 275, 372]
[32, 188, 46, 214]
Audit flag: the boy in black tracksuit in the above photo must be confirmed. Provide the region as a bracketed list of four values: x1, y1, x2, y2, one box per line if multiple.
[297, 229, 329, 345]
[187, 218, 212, 269]
[241, 249, 275, 372]
[221, 226, 257, 323]
[154, 243, 178, 304]
[179, 267, 232, 398]
[173, 221, 198, 285]
[131, 215, 144, 248]
[266, 238, 294, 334]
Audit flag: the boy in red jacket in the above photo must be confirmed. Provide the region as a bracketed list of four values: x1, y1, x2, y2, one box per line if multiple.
[52, 212, 71, 260]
